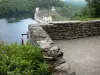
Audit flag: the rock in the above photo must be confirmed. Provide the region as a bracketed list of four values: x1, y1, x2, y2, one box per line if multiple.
[37, 41, 52, 49]
[47, 57, 66, 68]
[54, 63, 76, 75]
[53, 72, 76, 75]
[55, 62, 69, 70]
[44, 56, 54, 61]
[50, 46, 60, 52]
[28, 25, 76, 75]
[54, 57, 66, 67]
[46, 46, 61, 57]
[57, 52, 64, 57]
[37, 37, 54, 49]
[47, 49, 58, 57]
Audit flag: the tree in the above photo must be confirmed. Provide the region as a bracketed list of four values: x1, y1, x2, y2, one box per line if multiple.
[85, 0, 100, 18]
[0, 0, 66, 18]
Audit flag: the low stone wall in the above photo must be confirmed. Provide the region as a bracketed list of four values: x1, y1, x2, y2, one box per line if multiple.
[41, 21, 100, 40]
[28, 24, 76, 75]
[28, 20, 100, 75]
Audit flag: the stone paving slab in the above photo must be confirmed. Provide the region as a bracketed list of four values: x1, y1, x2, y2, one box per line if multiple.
[54, 36, 100, 75]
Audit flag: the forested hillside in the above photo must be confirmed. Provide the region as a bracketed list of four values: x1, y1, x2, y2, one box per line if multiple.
[0, 0, 65, 18]
[85, 0, 100, 18]
[72, 0, 100, 20]
[56, 2, 85, 19]
[0, 0, 100, 20]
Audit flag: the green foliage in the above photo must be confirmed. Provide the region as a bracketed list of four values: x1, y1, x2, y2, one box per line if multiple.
[0, 0, 65, 18]
[49, 11, 68, 21]
[85, 0, 100, 18]
[0, 43, 51, 75]
[71, 6, 89, 20]
[72, 0, 100, 20]
[56, 2, 85, 19]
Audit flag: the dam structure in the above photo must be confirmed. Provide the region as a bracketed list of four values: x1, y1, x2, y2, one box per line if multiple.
[28, 8, 100, 75]
[34, 7, 53, 24]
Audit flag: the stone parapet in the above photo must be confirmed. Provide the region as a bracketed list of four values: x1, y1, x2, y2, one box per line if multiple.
[28, 24, 76, 75]
[41, 20, 100, 40]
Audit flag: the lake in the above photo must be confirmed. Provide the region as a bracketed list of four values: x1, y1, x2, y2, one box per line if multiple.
[0, 18, 36, 44]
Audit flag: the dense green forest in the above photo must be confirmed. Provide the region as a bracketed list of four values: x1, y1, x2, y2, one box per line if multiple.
[73, 0, 100, 20]
[56, 3, 84, 18]
[85, 0, 100, 18]
[0, 0, 100, 19]
[0, 0, 65, 18]
[0, 0, 84, 19]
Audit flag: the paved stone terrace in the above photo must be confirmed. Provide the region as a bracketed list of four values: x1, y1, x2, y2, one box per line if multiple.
[54, 36, 100, 75]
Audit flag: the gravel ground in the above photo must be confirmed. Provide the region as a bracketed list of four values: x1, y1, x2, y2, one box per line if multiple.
[54, 36, 100, 75]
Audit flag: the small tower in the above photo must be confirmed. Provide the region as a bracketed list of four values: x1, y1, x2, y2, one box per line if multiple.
[51, 6, 55, 11]
[36, 7, 39, 13]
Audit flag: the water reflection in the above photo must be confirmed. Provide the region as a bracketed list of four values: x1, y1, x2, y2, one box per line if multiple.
[0, 18, 36, 44]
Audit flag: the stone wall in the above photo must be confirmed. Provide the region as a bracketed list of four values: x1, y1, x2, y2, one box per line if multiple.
[28, 24, 76, 75]
[28, 20, 100, 75]
[41, 21, 100, 40]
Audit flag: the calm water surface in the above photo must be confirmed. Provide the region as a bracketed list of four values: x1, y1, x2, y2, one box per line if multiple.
[0, 18, 36, 44]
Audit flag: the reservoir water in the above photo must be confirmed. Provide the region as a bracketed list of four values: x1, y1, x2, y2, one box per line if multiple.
[0, 18, 36, 44]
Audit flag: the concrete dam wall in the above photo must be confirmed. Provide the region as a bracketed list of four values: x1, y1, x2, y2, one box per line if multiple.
[41, 21, 100, 40]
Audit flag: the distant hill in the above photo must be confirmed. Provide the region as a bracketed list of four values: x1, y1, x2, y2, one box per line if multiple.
[60, 0, 86, 18]
[65, 0, 86, 7]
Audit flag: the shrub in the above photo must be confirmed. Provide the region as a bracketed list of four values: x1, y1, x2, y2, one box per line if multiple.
[0, 43, 51, 75]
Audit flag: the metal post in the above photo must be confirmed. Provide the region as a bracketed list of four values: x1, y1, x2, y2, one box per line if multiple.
[21, 34, 28, 45]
